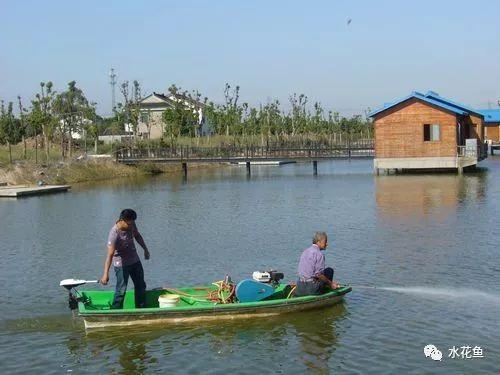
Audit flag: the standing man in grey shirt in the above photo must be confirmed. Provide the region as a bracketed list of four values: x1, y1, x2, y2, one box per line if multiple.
[100, 209, 150, 308]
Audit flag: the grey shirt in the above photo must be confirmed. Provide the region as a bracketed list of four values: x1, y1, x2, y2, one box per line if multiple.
[107, 223, 140, 267]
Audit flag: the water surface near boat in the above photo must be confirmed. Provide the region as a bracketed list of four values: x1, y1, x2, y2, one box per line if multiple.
[1, 159, 500, 373]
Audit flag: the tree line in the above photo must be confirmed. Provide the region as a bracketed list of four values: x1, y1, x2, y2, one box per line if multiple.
[0, 81, 99, 163]
[1, 80, 372, 163]
[159, 83, 372, 144]
[0, 80, 143, 163]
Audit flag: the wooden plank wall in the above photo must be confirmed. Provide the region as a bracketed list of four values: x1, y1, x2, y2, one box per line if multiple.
[485, 124, 500, 142]
[374, 99, 458, 158]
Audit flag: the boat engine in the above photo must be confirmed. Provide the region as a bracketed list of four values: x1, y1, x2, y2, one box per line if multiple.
[252, 270, 284, 284]
[68, 293, 79, 310]
[61, 286, 84, 311]
[60, 279, 96, 310]
[235, 270, 285, 303]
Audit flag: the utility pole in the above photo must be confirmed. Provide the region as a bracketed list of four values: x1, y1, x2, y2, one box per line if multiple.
[17, 96, 27, 159]
[110, 68, 117, 115]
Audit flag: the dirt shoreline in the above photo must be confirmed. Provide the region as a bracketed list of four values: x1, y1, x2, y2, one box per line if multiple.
[0, 159, 223, 185]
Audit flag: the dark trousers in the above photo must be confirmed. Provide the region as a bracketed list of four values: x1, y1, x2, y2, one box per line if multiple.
[323, 267, 334, 282]
[295, 267, 334, 297]
[112, 261, 147, 309]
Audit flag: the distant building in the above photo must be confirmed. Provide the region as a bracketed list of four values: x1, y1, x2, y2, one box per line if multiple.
[478, 109, 500, 142]
[137, 92, 210, 139]
[57, 116, 92, 140]
[98, 134, 133, 144]
[369, 91, 487, 174]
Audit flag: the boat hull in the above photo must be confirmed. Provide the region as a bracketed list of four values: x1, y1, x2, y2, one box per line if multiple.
[78, 285, 351, 329]
[83, 295, 346, 329]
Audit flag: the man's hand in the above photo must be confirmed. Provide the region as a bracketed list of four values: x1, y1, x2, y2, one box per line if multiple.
[330, 280, 340, 289]
[144, 249, 150, 260]
[100, 274, 109, 285]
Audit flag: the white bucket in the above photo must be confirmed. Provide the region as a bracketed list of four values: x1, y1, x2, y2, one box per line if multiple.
[158, 294, 180, 308]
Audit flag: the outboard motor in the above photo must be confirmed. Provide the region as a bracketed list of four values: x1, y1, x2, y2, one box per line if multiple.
[236, 270, 285, 303]
[252, 270, 284, 284]
[60, 279, 98, 310]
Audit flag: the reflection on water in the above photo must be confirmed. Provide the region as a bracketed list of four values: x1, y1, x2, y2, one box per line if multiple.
[81, 305, 347, 374]
[292, 305, 345, 374]
[375, 172, 487, 220]
[1, 303, 347, 374]
[1, 313, 80, 334]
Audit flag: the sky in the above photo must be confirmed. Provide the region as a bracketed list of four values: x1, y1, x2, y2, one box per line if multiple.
[1, 0, 500, 117]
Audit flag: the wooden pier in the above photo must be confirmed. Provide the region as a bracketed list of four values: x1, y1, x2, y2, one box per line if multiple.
[0, 185, 71, 198]
[115, 140, 374, 177]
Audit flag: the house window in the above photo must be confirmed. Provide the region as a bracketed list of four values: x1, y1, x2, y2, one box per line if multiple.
[424, 124, 440, 141]
[140, 111, 149, 123]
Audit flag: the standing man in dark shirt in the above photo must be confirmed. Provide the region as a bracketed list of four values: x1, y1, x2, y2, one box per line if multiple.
[100, 209, 150, 308]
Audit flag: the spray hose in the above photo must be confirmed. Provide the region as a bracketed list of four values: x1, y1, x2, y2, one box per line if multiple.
[167, 279, 298, 304]
[286, 285, 297, 299]
[208, 280, 236, 304]
[166, 281, 236, 304]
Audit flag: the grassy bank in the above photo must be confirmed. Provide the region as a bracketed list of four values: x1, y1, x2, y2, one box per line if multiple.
[2, 134, 360, 185]
[0, 142, 226, 185]
[0, 159, 223, 185]
[0, 160, 139, 185]
[0, 157, 221, 185]
[0, 141, 121, 165]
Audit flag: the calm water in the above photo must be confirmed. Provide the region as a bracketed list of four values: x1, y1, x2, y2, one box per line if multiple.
[1, 159, 499, 374]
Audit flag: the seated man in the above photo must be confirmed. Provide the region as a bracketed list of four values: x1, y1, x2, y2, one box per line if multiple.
[295, 232, 340, 296]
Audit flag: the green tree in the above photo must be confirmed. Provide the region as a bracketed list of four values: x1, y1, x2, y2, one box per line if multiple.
[29, 82, 57, 162]
[162, 85, 198, 140]
[130, 80, 142, 139]
[0, 101, 19, 164]
[27, 99, 50, 162]
[17, 96, 28, 159]
[118, 80, 142, 142]
[53, 81, 91, 158]
[221, 83, 242, 137]
[288, 93, 308, 136]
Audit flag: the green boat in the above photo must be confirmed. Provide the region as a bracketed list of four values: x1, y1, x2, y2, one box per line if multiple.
[61, 279, 351, 329]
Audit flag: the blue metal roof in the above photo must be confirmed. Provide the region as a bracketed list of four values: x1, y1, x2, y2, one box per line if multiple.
[424, 91, 484, 118]
[369, 91, 468, 118]
[478, 109, 500, 123]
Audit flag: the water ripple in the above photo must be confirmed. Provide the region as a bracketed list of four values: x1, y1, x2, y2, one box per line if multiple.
[1, 159, 500, 373]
